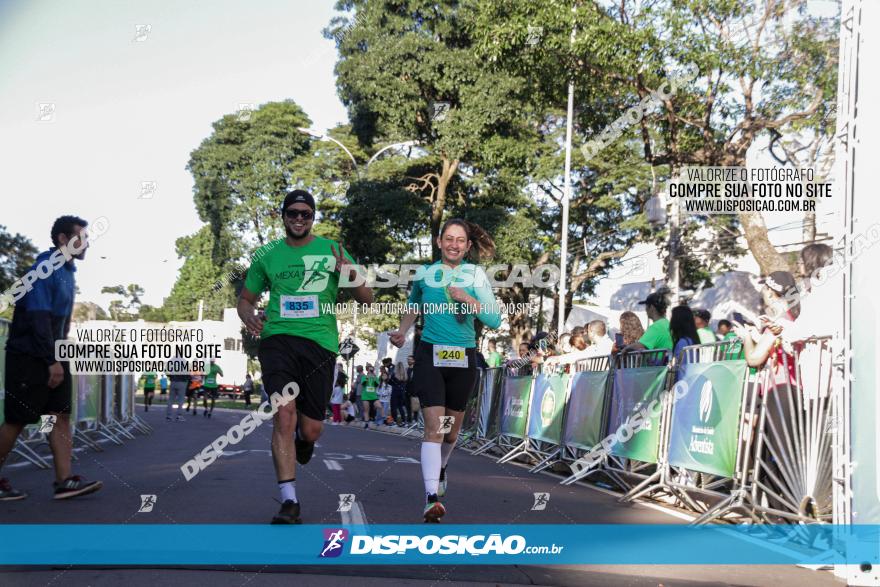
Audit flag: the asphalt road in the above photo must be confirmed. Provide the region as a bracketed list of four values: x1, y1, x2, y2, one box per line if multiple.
[0, 403, 844, 587]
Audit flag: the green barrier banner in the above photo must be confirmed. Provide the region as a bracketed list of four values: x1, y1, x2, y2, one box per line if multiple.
[74, 373, 101, 423]
[479, 368, 503, 438]
[667, 361, 747, 478]
[71, 357, 101, 423]
[499, 376, 532, 439]
[608, 366, 668, 464]
[527, 373, 568, 444]
[562, 370, 609, 450]
[117, 375, 133, 420]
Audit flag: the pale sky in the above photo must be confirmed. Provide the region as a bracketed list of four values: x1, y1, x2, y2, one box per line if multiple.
[0, 0, 348, 308]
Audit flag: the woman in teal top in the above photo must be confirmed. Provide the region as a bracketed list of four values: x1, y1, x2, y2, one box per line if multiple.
[390, 218, 501, 522]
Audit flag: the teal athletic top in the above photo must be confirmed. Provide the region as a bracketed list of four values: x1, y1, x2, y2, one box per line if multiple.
[407, 261, 502, 348]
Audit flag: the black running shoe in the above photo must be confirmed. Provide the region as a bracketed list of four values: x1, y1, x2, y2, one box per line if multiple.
[0, 478, 27, 501]
[53, 475, 103, 500]
[271, 499, 301, 524]
[295, 438, 314, 465]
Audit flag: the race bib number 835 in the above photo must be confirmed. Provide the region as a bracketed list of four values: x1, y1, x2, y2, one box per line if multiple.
[280, 295, 319, 319]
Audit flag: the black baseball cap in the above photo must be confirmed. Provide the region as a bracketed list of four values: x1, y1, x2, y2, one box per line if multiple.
[281, 189, 316, 212]
[760, 271, 797, 295]
[638, 291, 668, 312]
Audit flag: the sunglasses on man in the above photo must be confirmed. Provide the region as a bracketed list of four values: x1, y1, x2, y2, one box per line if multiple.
[284, 208, 314, 220]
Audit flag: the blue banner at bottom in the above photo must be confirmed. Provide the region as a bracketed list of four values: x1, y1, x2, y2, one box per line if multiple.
[1, 524, 878, 565]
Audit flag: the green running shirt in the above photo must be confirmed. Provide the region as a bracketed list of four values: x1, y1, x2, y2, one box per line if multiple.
[407, 261, 502, 348]
[204, 363, 223, 388]
[361, 375, 380, 401]
[244, 236, 355, 355]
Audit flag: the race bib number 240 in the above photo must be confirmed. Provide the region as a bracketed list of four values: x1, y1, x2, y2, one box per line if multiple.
[433, 345, 468, 368]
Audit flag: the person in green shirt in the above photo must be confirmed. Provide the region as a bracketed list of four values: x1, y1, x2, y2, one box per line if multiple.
[718, 319, 736, 341]
[485, 339, 503, 368]
[718, 318, 750, 363]
[142, 370, 157, 412]
[693, 308, 718, 344]
[389, 218, 502, 523]
[237, 190, 373, 525]
[359, 365, 382, 428]
[621, 291, 673, 359]
[201, 359, 224, 418]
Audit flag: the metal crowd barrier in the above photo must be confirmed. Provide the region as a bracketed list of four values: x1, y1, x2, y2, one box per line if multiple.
[400, 409, 425, 438]
[621, 340, 755, 521]
[749, 337, 835, 523]
[0, 321, 152, 470]
[455, 337, 840, 527]
[557, 356, 613, 476]
[457, 367, 502, 450]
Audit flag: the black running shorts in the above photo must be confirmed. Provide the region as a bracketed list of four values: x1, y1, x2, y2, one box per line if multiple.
[4, 351, 72, 426]
[258, 334, 336, 422]
[412, 342, 478, 412]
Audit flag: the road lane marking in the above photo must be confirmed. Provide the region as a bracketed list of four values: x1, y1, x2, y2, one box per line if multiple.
[324, 459, 343, 470]
[341, 500, 368, 526]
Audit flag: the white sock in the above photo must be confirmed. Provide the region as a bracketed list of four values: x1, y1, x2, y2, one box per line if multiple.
[440, 441, 455, 469]
[279, 479, 297, 503]
[421, 441, 442, 497]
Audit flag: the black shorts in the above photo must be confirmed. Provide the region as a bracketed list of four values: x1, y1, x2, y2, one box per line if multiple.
[206, 387, 219, 399]
[4, 351, 72, 426]
[258, 334, 336, 422]
[413, 342, 478, 412]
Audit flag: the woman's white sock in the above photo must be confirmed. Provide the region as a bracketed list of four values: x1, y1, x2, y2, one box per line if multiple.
[421, 441, 442, 496]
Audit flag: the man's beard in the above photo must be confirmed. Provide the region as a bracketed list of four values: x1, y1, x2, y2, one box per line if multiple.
[285, 224, 311, 240]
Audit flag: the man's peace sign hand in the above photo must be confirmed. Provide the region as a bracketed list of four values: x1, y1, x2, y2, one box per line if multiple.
[331, 243, 355, 279]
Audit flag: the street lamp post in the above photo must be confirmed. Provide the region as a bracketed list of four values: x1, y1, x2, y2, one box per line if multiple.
[557, 14, 577, 338]
[367, 140, 420, 166]
[297, 127, 359, 175]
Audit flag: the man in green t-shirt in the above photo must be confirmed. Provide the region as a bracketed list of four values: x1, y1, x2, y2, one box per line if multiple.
[693, 308, 718, 344]
[622, 291, 673, 357]
[485, 339, 503, 368]
[201, 359, 224, 419]
[237, 190, 373, 524]
[359, 365, 381, 428]
[142, 371, 157, 412]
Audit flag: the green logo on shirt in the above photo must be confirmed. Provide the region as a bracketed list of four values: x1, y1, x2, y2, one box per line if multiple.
[299, 255, 333, 292]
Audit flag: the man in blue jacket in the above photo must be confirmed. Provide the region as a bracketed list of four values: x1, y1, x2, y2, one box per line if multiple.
[0, 215, 103, 501]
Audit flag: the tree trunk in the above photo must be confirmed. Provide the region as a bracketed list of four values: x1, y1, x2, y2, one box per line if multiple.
[431, 158, 460, 261]
[803, 210, 817, 242]
[499, 287, 532, 349]
[738, 210, 794, 275]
